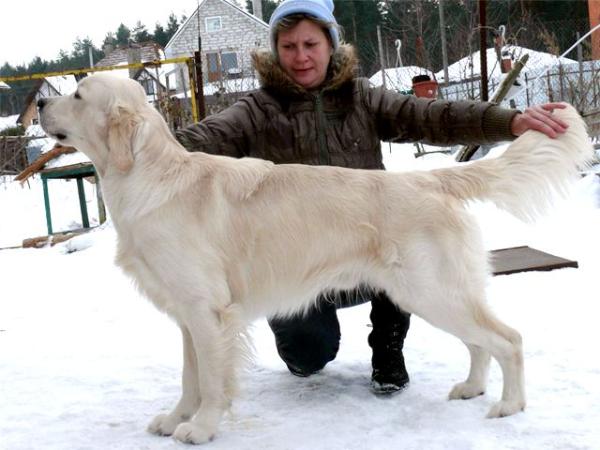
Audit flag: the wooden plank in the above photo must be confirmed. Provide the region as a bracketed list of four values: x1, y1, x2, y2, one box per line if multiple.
[490, 246, 578, 276]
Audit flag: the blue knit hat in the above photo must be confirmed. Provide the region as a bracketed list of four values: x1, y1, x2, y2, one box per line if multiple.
[269, 0, 340, 53]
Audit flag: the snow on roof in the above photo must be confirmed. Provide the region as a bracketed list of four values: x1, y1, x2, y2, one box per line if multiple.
[45, 75, 78, 95]
[435, 45, 577, 83]
[0, 114, 19, 132]
[95, 42, 164, 68]
[369, 66, 435, 91]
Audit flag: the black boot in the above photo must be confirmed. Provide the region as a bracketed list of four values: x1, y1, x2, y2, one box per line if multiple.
[368, 293, 411, 395]
[268, 298, 341, 377]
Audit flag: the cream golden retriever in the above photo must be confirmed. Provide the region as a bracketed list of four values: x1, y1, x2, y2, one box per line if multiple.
[38, 74, 593, 444]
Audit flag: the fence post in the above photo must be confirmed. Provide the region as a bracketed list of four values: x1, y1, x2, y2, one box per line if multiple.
[577, 31, 584, 109]
[194, 51, 207, 120]
[559, 64, 565, 100]
[524, 73, 529, 107]
[546, 71, 553, 102]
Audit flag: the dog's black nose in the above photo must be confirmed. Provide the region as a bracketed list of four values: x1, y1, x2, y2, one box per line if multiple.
[37, 98, 47, 110]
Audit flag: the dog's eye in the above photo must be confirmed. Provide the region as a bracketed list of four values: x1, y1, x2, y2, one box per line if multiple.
[74, 92, 82, 99]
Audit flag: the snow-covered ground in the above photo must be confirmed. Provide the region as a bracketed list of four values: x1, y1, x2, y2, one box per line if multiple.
[1, 147, 600, 449]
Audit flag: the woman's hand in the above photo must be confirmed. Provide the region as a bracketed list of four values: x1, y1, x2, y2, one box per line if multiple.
[510, 103, 570, 138]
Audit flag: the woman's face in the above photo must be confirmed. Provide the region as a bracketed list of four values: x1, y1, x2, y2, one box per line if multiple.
[276, 19, 333, 90]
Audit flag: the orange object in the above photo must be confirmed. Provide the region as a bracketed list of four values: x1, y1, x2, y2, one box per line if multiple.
[501, 58, 512, 73]
[412, 80, 438, 98]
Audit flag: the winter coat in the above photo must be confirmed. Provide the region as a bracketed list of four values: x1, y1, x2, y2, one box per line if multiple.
[175, 44, 519, 169]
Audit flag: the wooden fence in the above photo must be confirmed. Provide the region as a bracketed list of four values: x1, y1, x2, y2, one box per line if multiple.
[0, 136, 30, 175]
[440, 61, 600, 139]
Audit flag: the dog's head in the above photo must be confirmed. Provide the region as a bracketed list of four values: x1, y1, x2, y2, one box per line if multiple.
[38, 74, 149, 175]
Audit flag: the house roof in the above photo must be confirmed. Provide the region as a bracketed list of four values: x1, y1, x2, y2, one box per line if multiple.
[15, 75, 79, 124]
[0, 80, 9, 90]
[165, 0, 268, 51]
[16, 79, 44, 124]
[45, 75, 78, 95]
[95, 41, 164, 67]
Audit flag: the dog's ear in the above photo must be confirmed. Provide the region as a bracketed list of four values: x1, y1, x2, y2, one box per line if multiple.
[107, 103, 137, 173]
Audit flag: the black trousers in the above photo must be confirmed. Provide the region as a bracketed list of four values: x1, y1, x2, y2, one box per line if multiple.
[268, 289, 411, 373]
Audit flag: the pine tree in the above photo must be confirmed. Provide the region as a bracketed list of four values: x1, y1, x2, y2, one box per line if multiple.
[116, 23, 131, 46]
[153, 24, 169, 47]
[165, 14, 180, 42]
[333, 0, 382, 76]
[245, 0, 280, 23]
[102, 33, 117, 50]
[132, 21, 152, 43]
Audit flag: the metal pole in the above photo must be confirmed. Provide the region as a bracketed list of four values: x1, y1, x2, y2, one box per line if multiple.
[439, 0, 449, 84]
[479, 0, 488, 101]
[88, 45, 94, 68]
[377, 25, 387, 89]
[195, 0, 207, 120]
[577, 31, 584, 108]
[76, 177, 90, 229]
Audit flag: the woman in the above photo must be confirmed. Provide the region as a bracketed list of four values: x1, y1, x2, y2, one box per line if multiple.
[175, 0, 568, 395]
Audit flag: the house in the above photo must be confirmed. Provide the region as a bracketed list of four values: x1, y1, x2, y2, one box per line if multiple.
[165, 0, 269, 93]
[17, 75, 79, 129]
[95, 41, 173, 101]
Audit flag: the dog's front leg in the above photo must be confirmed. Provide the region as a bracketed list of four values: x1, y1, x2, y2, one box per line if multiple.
[148, 325, 201, 436]
[172, 303, 230, 444]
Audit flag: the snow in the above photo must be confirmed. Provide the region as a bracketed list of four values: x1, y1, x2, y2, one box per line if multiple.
[46, 75, 79, 96]
[0, 114, 19, 132]
[202, 76, 262, 96]
[1, 146, 600, 449]
[434, 45, 577, 84]
[369, 66, 435, 92]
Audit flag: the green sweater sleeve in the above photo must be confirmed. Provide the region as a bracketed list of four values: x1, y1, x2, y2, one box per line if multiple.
[360, 78, 519, 146]
[174, 94, 267, 157]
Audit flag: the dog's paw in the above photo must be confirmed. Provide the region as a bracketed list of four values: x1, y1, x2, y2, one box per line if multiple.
[147, 413, 184, 437]
[486, 400, 526, 418]
[173, 422, 215, 445]
[448, 382, 485, 400]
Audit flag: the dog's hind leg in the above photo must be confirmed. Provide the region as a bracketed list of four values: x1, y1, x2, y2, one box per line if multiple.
[479, 318, 526, 418]
[435, 301, 525, 418]
[147, 325, 201, 436]
[386, 282, 525, 418]
[448, 343, 490, 400]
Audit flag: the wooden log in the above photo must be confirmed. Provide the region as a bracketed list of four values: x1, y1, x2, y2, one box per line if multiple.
[22, 230, 85, 249]
[14, 145, 77, 183]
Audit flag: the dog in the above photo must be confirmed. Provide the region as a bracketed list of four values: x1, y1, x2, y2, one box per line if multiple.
[38, 73, 594, 444]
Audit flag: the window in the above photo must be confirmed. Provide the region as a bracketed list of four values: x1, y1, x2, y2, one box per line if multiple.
[206, 52, 221, 82]
[139, 78, 155, 95]
[221, 52, 240, 78]
[206, 52, 240, 82]
[205, 16, 222, 33]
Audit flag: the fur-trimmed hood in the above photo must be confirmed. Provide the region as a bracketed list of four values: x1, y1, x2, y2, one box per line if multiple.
[251, 44, 358, 96]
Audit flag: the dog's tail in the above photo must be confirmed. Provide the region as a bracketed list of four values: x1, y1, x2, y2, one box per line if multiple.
[432, 103, 595, 221]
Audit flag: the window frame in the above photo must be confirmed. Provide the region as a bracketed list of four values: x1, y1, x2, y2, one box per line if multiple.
[205, 16, 222, 33]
